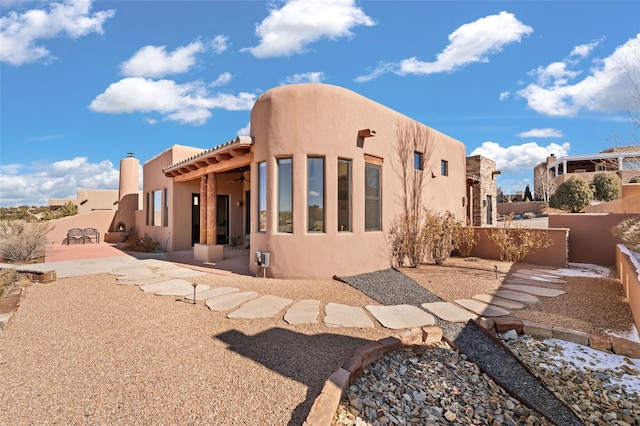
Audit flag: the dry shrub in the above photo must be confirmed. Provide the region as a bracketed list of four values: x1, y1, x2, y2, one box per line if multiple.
[0, 220, 54, 263]
[0, 268, 17, 303]
[612, 217, 640, 252]
[488, 214, 553, 262]
[453, 224, 478, 258]
[424, 210, 457, 265]
[125, 231, 161, 252]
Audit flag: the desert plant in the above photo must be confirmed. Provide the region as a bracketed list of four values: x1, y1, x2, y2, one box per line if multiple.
[612, 217, 640, 252]
[423, 210, 457, 265]
[549, 176, 593, 212]
[388, 212, 430, 267]
[0, 268, 17, 303]
[42, 202, 78, 220]
[453, 223, 478, 258]
[0, 220, 54, 263]
[124, 231, 161, 252]
[592, 172, 622, 201]
[488, 214, 554, 262]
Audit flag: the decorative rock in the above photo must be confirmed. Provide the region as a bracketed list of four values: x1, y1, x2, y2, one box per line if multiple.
[522, 320, 553, 339]
[552, 326, 589, 346]
[589, 334, 612, 352]
[610, 336, 640, 358]
[493, 318, 524, 334]
[421, 326, 442, 345]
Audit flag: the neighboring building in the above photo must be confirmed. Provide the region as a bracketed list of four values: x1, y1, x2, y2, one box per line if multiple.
[50, 189, 120, 214]
[534, 147, 640, 199]
[134, 83, 496, 279]
[466, 155, 499, 226]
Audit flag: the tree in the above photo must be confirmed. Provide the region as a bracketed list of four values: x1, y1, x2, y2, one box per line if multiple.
[549, 177, 593, 212]
[592, 172, 622, 201]
[534, 167, 556, 202]
[523, 185, 533, 202]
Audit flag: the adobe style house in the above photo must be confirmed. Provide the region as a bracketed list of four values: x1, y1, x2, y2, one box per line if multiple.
[123, 84, 495, 279]
[534, 147, 640, 197]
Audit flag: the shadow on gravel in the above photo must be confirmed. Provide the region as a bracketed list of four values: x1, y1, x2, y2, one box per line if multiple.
[214, 327, 371, 426]
[337, 267, 583, 426]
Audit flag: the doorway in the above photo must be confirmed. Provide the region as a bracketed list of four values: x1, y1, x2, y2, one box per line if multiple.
[217, 194, 229, 245]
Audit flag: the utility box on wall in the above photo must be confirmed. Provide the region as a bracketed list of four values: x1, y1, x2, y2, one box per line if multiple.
[254, 251, 270, 268]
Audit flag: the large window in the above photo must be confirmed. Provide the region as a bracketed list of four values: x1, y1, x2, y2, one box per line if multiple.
[152, 189, 162, 226]
[414, 151, 423, 171]
[278, 158, 293, 233]
[365, 163, 381, 231]
[163, 188, 169, 226]
[337, 159, 351, 232]
[258, 162, 267, 232]
[307, 157, 324, 232]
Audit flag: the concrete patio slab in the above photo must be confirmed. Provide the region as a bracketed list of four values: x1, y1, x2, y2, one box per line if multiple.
[490, 290, 541, 304]
[284, 299, 320, 325]
[365, 304, 435, 330]
[155, 284, 211, 296]
[184, 287, 239, 301]
[455, 299, 510, 317]
[227, 295, 292, 319]
[472, 294, 526, 310]
[512, 272, 566, 284]
[421, 302, 478, 323]
[139, 279, 192, 293]
[205, 292, 258, 312]
[324, 303, 374, 328]
[502, 284, 565, 297]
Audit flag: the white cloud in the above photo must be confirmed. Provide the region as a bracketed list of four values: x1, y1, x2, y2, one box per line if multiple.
[237, 122, 251, 136]
[282, 71, 325, 84]
[210, 35, 229, 54]
[89, 77, 256, 125]
[209, 72, 232, 87]
[0, 0, 115, 66]
[355, 11, 532, 81]
[245, 0, 375, 58]
[499, 91, 510, 101]
[0, 157, 122, 206]
[398, 11, 532, 75]
[309, 190, 320, 197]
[517, 128, 564, 138]
[569, 38, 604, 59]
[470, 141, 570, 173]
[144, 117, 157, 125]
[517, 34, 640, 116]
[120, 41, 206, 78]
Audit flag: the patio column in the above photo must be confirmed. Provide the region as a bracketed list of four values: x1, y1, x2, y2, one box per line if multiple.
[618, 156, 624, 171]
[206, 172, 217, 245]
[199, 175, 207, 244]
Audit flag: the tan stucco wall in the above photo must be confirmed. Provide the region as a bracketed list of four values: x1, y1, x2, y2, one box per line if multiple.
[469, 227, 568, 267]
[249, 83, 467, 278]
[45, 210, 117, 245]
[497, 201, 548, 216]
[616, 245, 640, 333]
[549, 213, 639, 265]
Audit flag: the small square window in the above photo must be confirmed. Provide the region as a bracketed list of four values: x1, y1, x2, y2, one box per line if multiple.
[414, 151, 423, 171]
[441, 160, 448, 176]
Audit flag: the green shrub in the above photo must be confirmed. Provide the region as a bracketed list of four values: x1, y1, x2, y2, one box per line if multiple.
[592, 172, 621, 201]
[612, 217, 640, 252]
[0, 220, 54, 263]
[125, 232, 161, 252]
[549, 177, 593, 212]
[488, 214, 554, 262]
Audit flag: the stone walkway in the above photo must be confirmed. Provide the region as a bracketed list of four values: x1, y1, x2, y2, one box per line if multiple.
[105, 258, 582, 330]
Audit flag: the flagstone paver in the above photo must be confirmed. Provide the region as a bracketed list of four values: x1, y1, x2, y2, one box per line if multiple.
[110, 267, 155, 277]
[365, 305, 435, 330]
[155, 284, 211, 296]
[117, 275, 167, 285]
[139, 279, 193, 293]
[324, 303, 374, 328]
[491, 289, 541, 304]
[185, 287, 239, 301]
[455, 299, 510, 317]
[284, 299, 320, 325]
[512, 272, 566, 284]
[472, 294, 526, 310]
[504, 279, 564, 289]
[502, 284, 566, 297]
[421, 302, 478, 323]
[227, 295, 292, 319]
[157, 268, 207, 278]
[205, 292, 258, 312]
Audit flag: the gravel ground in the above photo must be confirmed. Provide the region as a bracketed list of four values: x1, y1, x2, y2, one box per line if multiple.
[0, 272, 391, 425]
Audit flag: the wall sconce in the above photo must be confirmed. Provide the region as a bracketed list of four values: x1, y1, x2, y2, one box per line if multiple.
[236, 201, 243, 207]
[357, 128, 376, 148]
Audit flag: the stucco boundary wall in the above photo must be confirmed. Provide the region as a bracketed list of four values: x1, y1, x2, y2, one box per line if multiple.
[585, 184, 640, 214]
[548, 213, 639, 265]
[615, 245, 640, 334]
[45, 210, 117, 245]
[497, 201, 548, 216]
[468, 227, 568, 267]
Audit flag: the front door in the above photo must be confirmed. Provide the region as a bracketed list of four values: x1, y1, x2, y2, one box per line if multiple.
[192, 193, 200, 245]
[217, 195, 229, 245]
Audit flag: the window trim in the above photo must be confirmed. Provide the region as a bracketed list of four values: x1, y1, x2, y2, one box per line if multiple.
[337, 158, 352, 233]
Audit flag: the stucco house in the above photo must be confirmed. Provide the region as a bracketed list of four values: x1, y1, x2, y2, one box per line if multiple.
[113, 83, 495, 279]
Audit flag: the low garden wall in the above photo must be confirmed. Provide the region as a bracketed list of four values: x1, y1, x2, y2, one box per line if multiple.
[615, 245, 640, 333]
[549, 213, 638, 265]
[497, 201, 547, 216]
[469, 227, 568, 267]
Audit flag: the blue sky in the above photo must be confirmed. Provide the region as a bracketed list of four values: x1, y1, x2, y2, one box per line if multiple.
[1, 0, 639, 207]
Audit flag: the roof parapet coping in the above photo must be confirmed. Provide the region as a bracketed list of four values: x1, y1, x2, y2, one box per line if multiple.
[162, 135, 253, 174]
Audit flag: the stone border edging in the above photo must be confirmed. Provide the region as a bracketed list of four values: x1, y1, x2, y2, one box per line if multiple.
[303, 318, 640, 426]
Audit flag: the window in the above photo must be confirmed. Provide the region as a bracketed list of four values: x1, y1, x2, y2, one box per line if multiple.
[414, 151, 423, 170]
[278, 158, 293, 233]
[365, 163, 381, 231]
[337, 159, 351, 232]
[163, 188, 169, 226]
[307, 157, 324, 232]
[145, 192, 150, 225]
[258, 162, 267, 232]
[152, 189, 162, 226]
[441, 160, 448, 176]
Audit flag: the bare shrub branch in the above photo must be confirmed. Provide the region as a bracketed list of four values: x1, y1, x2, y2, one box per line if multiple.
[488, 214, 553, 262]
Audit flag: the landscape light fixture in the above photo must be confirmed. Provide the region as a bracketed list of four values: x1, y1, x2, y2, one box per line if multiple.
[192, 282, 198, 304]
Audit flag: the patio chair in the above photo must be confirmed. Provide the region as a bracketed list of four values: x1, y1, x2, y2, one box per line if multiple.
[82, 228, 100, 244]
[64, 228, 84, 245]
